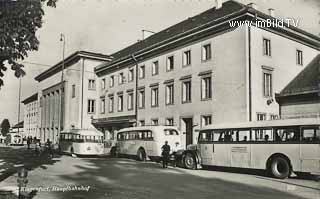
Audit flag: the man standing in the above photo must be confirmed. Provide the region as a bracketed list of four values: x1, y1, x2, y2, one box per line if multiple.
[161, 141, 170, 168]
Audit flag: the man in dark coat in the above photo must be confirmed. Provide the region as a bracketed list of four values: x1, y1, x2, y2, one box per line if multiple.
[161, 141, 170, 168]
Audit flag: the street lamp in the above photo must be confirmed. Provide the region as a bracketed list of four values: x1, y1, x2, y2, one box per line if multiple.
[142, 29, 155, 40]
[58, 33, 65, 144]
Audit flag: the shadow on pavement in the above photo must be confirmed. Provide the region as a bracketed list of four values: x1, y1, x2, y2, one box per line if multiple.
[45, 157, 314, 199]
[0, 146, 62, 182]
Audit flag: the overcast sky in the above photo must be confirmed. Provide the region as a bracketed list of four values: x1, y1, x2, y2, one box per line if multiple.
[0, 0, 319, 126]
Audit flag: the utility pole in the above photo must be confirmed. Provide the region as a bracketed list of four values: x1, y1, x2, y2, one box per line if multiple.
[17, 76, 22, 133]
[58, 33, 65, 144]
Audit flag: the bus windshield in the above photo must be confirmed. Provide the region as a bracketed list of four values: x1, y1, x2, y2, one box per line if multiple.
[164, 129, 179, 136]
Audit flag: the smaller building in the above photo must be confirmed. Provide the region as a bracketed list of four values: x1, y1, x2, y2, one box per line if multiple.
[276, 54, 320, 119]
[22, 93, 39, 138]
[10, 121, 24, 134]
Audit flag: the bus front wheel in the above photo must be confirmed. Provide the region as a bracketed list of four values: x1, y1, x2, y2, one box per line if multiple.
[137, 148, 146, 161]
[269, 156, 290, 179]
[184, 153, 196, 170]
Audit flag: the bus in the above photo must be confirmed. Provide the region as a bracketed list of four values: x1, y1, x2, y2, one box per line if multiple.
[59, 129, 104, 156]
[178, 118, 320, 179]
[114, 126, 184, 161]
[5, 133, 23, 146]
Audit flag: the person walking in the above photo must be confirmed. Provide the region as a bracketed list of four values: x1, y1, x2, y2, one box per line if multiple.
[161, 141, 170, 168]
[27, 136, 31, 149]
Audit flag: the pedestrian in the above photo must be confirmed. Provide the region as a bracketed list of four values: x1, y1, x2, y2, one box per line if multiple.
[27, 136, 31, 149]
[161, 141, 170, 168]
[45, 139, 53, 158]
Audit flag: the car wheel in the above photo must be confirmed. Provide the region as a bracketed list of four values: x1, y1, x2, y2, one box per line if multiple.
[270, 156, 290, 179]
[184, 153, 196, 170]
[137, 148, 146, 161]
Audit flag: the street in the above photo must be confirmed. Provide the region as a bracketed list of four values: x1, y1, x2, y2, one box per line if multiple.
[0, 146, 319, 199]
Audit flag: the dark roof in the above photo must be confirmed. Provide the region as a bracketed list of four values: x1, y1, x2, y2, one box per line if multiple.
[278, 54, 320, 97]
[12, 121, 23, 128]
[21, 93, 38, 104]
[95, 0, 320, 74]
[35, 51, 112, 82]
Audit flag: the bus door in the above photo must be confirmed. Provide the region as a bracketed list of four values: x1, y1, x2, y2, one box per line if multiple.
[198, 130, 214, 165]
[144, 131, 154, 155]
[230, 129, 251, 168]
[300, 126, 320, 173]
[212, 130, 232, 167]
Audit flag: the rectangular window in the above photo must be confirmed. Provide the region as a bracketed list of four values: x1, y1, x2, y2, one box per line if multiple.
[127, 92, 134, 111]
[257, 113, 266, 121]
[118, 94, 123, 112]
[167, 56, 174, 71]
[110, 76, 114, 87]
[166, 118, 174, 126]
[100, 98, 105, 113]
[270, 114, 278, 120]
[263, 38, 271, 56]
[101, 79, 106, 90]
[138, 89, 145, 109]
[109, 96, 114, 113]
[87, 99, 96, 114]
[296, 50, 303, 65]
[88, 79, 96, 90]
[119, 73, 124, 85]
[182, 80, 192, 103]
[263, 72, 272, 97]
[201, 76, 212, 100]
[152, 61, 159, 76]
[201, 115, 212, 127]
[151, 87, 159, 107]
[183, 50, 191, 66]
[128, 68, 134, 82]
[139, 120, 145, 126]
[151, 119, 158, 126]
[165, 84, 174, 105]
[139, 65, 145, 79]
[71, 84, 76, 98]
[202, 44, 211, 61]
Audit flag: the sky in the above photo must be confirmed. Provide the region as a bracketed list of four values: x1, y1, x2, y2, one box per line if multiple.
[0, 0, 319, 126]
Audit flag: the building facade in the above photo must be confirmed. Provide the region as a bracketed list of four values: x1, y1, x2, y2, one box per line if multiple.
[34, 51, 111, 144]
[21, 93, 39, 138]
[276, 54, 320, 119]
[94, 1, 320, 146]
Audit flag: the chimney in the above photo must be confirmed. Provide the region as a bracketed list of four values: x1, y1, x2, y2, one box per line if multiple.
[268, 8, 275, 17]
[247, 3, 258, 10]
[215, 0, 222, 9]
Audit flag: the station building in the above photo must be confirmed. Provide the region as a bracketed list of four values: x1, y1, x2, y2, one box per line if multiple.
[93, 1, 320, 146]
[34, 51, 112, 143]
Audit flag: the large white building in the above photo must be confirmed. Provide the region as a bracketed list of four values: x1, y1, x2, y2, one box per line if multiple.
[93, 1, 320, 146]
[34, 51, 111, 144]
[22, 93, 39, 138]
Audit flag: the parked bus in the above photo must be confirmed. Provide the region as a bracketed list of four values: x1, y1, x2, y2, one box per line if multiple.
[178, 118, 320, 179]
[59, 129, 104, 156]
[5, 133, 23, 146]
[114, 126, 184, 161]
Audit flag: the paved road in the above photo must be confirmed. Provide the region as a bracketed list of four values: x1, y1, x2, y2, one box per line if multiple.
[0, 155, 319, 199]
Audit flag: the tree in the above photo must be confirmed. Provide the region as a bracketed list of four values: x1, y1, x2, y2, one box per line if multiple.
[1, 118, 10, 136]
[0, 0, 57, 88]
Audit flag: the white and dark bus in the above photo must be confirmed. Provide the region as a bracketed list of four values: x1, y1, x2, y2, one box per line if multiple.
[178, 118, 320, 179]
[114, 126, 184, 161]
[59, 129, 104, 156]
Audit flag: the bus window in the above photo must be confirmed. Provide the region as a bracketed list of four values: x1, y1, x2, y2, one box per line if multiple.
[236, 129, 250, 141]
[164, 129, 179, 136]
[143, 131, 153, 140]
[198, 130, 214, 142]
[252, 129, 273, 141]
[275, 128, 300, 142]
[302, 128, 320, 142]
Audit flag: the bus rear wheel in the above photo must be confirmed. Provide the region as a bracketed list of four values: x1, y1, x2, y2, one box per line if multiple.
[269, 156, 290, 179]
[184, 153, 196, 170]
[137, 148, 146, 161]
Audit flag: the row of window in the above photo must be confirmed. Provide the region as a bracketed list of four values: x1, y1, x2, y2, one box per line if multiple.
[262, 38, 303, 65]
[100, 44, 212, 89]
[101, 75, 212, 113]
[199, 127, 320, 143]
